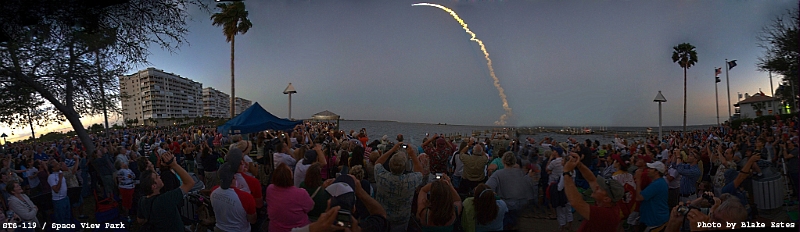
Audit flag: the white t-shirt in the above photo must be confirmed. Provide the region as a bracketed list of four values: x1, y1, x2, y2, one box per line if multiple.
[233, 173, 251, 194]
[211, 187, 253, 232]
[293, 159, 311, 187]
[117, 169, 136, 189]
[48, 173, 68, 201]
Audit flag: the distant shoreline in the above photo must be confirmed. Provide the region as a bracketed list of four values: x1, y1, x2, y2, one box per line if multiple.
[336, 119, 719, 129]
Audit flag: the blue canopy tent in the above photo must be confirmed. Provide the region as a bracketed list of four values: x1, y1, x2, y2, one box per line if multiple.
[217, 102, 303, 135]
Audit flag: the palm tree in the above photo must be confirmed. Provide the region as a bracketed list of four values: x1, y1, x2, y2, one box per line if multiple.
[211, 2, 253, 119]
[671, 43, 698, 133]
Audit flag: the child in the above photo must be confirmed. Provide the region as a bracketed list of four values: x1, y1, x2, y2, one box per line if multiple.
[115, 160, 135, 221]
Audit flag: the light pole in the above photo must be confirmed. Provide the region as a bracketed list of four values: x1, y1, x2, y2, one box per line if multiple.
[283, 83, 297, 120]
[654, 91, 667, 140]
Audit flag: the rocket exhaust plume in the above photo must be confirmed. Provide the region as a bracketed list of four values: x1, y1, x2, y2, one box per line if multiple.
[413, 2, 512, 125]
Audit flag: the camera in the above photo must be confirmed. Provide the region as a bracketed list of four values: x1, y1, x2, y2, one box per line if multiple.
[702, 193, 715, 205]
[333, 210, 352, 228]
[677, 205, 699, 216]
[402, 144, 408, 149]
[435, 173, 443, 179]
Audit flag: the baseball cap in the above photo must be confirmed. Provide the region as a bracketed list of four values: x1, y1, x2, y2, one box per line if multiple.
[646, 161, 666, 174]
[327, 175, 357, 211]
[225, 148, 244, 168]
[218, 162, 237, 189]
[637, 154, 652, 163]
[595, 176, 624, 202]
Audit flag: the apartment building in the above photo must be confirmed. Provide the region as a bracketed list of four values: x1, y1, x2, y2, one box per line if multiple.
[203, 87, 230, 118]
[235, 97, 253, 116]
[120, 68, 203, 125]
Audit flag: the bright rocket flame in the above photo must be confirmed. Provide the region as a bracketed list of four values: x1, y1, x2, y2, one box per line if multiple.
[412, 3, 512, 125]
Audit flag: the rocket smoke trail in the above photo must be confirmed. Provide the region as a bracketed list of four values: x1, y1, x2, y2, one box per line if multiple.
[412, 2, 512, 125]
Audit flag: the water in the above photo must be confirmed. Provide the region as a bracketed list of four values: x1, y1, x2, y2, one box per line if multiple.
[335, 120, 714, 145]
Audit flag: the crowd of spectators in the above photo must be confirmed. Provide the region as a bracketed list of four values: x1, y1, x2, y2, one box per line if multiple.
[0, 115, 796, 232]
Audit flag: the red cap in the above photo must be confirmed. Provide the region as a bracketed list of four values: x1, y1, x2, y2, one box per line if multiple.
[637, 154, 652, 163]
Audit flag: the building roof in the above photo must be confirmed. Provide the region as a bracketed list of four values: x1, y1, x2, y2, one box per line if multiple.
[312, 110, 339, 120]
[736, 93, 776, 105]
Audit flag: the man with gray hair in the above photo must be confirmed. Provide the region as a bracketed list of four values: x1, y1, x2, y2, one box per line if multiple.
[374, 142, 422, 232]
[459, 140, 490, 195]
[486, 152, 536, 230]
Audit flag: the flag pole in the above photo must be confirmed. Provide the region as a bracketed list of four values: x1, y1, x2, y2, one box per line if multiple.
[715, 68, 720, 125]
[769, 71, 775, 115]
[725, 59, 732, 121]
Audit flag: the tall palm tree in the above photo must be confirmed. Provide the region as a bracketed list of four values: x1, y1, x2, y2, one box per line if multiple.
[211, 2, 253, 119]
[671, 43, 698, 132]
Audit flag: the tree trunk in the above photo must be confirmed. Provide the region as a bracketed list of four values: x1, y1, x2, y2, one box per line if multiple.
[27, 107, 35, 140]
[97, 51, 109, 137]
[230, 36, 236, 119]
[683, 66, 687, 133]
[8, 41, 97, 156]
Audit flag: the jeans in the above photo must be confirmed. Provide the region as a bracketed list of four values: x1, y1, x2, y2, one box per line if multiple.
[100, 175, 115, 198]
[504, 209, 521, 229]
[53, 197, 73, 231]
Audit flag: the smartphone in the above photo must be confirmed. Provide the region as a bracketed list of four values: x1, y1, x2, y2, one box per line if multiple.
[334, 210, 352, 228]
[435, 173, 443, 179]
[402, 144, 408, 149]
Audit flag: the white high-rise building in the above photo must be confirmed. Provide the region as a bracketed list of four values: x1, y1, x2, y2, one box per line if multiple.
[203, 87, 230, 118]
[120, 68, 203, 125]
[235, 97, 253, 116]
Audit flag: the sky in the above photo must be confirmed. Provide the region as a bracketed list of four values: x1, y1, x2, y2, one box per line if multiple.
[1, 0, 796, 142]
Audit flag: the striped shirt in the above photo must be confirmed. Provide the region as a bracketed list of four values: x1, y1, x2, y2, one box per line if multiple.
[675, 163, 700, 195]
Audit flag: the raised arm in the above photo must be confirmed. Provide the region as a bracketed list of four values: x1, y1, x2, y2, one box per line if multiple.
[314, 144, 327, 166]
[733, 155, 760, 188]
[409, 145, 422, 173]
[562, 153, 590, 219]
[376, 143, 401, 165]
[162, 152, 195, 193]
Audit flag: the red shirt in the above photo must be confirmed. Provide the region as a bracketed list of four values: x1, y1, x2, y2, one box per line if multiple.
[634, 167, 652, 212]
[578, 205, 621, 232]
[240, 172, 263, 206]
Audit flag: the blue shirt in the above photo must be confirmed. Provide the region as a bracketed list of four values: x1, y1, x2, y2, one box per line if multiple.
[34, 152, 48, 161]
[639, 177, 669, 226]
[476, 200, 508, 232]
[721, 181, 750, 219]
[676, 163, 700, 195]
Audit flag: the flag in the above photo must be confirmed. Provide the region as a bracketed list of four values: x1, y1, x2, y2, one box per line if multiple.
[728, 60, 737, 70]
[715, 67, 722, 83]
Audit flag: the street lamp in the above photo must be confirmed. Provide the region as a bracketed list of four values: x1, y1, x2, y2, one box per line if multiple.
[654, 91, 667, 141]
[283, 83, 297, 120]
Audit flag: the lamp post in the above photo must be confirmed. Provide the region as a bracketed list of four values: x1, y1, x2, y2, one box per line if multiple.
[283, 83, 297, 120]
[654, 91, 667, 140]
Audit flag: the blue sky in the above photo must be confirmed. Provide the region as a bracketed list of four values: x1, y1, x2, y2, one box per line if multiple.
[1, 0, 795, 142]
